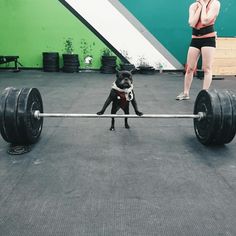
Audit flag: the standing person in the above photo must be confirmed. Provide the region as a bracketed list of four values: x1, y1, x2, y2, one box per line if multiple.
[176, 0, 221, 100]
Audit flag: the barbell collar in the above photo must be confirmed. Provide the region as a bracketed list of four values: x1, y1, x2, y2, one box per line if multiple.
[34, 110, 205, 120]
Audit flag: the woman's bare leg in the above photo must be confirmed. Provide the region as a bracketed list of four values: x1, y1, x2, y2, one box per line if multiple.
[183, 47, 201, 96]
[201, 46, 216, 90]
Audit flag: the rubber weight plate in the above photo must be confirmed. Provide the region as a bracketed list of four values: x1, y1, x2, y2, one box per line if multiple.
[214, 90, 234, 145]
[0, 87, 15, 142]
[194, 90, 221, 145]
[4, 88, 22, 144]
[224, 90, 236, 144]
[17, 88, 43, 145]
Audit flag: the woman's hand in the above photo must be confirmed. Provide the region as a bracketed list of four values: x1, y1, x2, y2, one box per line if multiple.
[197, 0, 206, 7]
[189, 2, 202, 27]
[193, 1, 202, 11]
[196, 2, 202, 8]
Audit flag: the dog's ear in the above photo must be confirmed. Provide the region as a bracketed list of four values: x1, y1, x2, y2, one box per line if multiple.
[124, 71, 132, 78]
[115, 67, 120, 77]
[116, 70, 122, 79]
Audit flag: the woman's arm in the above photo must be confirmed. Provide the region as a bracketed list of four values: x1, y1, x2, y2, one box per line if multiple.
[188, 2, 202, 27]
[198, 0, 221, 25]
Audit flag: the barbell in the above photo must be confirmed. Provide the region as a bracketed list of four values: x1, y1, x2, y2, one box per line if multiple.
[0, 87, 236, 146]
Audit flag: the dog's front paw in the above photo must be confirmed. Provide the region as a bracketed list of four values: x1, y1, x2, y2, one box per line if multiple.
[125, 123, 130, 129]
[136, 111, 143, 116]
[110, 126, 115, 131]
[97, 111, 104, 115]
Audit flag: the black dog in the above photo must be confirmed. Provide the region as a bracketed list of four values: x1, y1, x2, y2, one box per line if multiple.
[97, 70, 143, 130]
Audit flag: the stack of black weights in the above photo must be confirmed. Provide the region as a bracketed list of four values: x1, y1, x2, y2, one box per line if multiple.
[42, 52, 59, 72]
[62, 54, 80, 73]
[138, 66, 155, 75]
[120, 63, 136, 71]
[100, 55, 117, 74]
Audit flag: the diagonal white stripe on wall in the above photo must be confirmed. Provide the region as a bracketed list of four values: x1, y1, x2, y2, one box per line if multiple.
[65, 0, 182, 70]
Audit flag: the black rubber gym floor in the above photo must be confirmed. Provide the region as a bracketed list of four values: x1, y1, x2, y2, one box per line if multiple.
[0, 70, 236, 236]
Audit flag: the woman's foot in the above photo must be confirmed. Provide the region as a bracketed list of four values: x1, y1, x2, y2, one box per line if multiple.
[176, 92, 190, 100]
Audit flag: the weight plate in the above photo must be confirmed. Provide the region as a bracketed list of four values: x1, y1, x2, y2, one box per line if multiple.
[193, 90, 221, 145]
[17, 88, 43, 145]
[224, 90, 236, 144]
[4, 88, 22, 144]
[212, 90, 234, 144]
[0, 87, 15, 142]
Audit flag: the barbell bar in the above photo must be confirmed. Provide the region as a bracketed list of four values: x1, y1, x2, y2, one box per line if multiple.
[33, 111, 204, 120]
[0, 87, 236, 147]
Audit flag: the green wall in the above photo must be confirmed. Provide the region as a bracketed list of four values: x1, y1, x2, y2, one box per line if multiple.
[0, 0, 110, 69]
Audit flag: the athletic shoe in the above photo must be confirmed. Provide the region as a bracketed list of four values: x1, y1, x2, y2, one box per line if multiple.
[176, 92, 190, 100]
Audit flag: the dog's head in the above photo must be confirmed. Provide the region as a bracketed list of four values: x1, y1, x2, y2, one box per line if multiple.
[115, 70, 133, 89]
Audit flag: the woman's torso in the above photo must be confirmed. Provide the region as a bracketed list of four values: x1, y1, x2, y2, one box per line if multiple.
[192, 0, 217, 39]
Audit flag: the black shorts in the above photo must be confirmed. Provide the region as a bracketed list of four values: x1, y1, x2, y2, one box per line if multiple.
[190, 37, 216, 50]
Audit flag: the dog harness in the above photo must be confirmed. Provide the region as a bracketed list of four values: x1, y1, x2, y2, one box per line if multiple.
[112, 82, 134, 100]
[112, 82, 134, 109]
